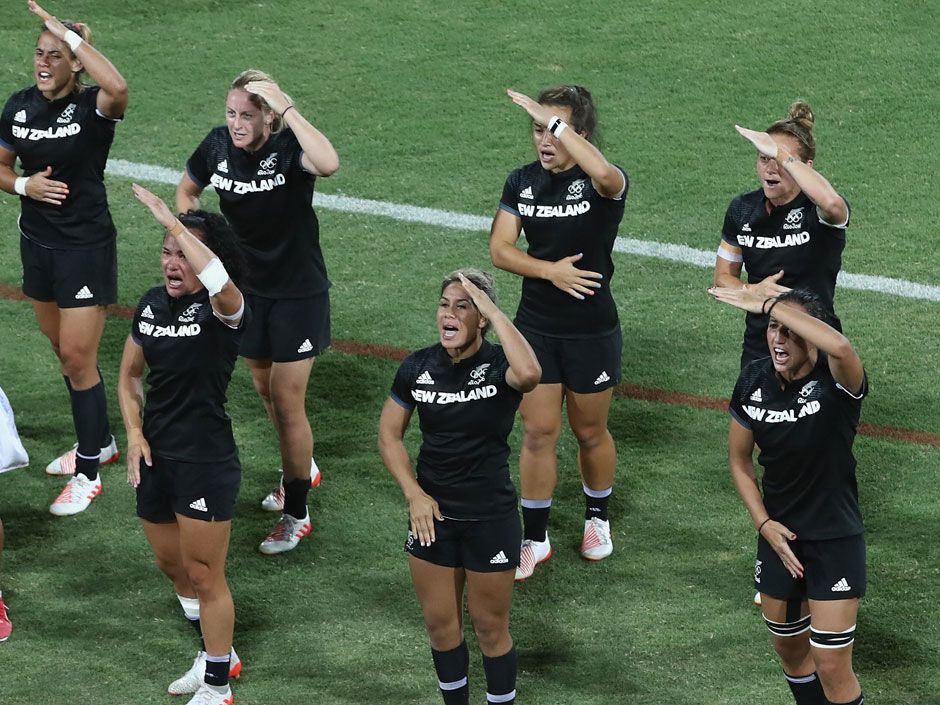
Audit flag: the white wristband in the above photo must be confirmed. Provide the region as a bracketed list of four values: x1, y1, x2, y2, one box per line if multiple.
[63, 30, 84, 52]
[197, 257, 229, 297]
[548, 115, 568, 138]
[14, 176, 29, 196]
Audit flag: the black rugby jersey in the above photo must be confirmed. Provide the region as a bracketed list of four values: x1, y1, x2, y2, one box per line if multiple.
[0, 86, 120, 249]
[131, 286, 246, 463]
[722, 189, 848, 360]
[390, 340, 522, 521]
[729, 355, 867, 540]
[186, 127, 329, 299]
[499, 162, 628, 338]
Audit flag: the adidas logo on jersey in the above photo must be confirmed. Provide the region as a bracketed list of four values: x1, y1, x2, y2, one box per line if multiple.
[831, 577, 851, 592]
[189, 498, 208, 513]
[490, 551, 509, 565]
[297, 339, 313, 354]
[57, 103, 77, 124]
[741, 223, 752, 232]
[14, 109, 26, 123]
[416, 371, 435, 385]
[217, 160, 229, 173]
[749, 388, 762, 402]
[594, 371, 610, 386]
[518, 186, 533, 199]
[141, 305, 155, 319]
[74, 286, 93, 300]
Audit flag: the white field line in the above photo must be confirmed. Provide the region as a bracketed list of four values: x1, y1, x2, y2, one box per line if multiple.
[107, 158, 940, 303]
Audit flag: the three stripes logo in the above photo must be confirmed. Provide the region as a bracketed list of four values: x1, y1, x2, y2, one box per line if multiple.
[416, 371, 434, 384]
[831, 577, 851, 592]
[297, 339, 313, 354]
[519, 186, 533, 199]
[217, 160, 229, 173]
[141, 305, 155, 319]
[594, 371, 610, 386]
[490, 551, 509, 565]
[14, 109, 26, 123]
[749, 388, 762, 402]
[189, 498, 208, 513]
[74, 286, 93, 300]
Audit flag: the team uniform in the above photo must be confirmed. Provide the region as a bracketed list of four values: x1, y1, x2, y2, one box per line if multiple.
[498, 162, 627, 392]
[185, 127, 330, 361]
[390, 340, 523, 572]
[0, 85, 121, 306]
[729, 354, 868, 602]
[131, 286, 247, 522]
[721, 189, 849, 366]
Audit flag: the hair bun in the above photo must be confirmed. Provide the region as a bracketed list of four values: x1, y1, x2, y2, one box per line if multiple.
[787, 100, 814, 130]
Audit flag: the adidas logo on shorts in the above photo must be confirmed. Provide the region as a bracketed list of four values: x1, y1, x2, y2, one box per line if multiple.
[831, 577, 851, 592]
[189, 498, 208, 512]
[141, 305, 155, 319]
[297, 339, 313, 354]
[74, 286, 93, 300]
[750, 388, 762, 402]
[594, 371, 610, 386]
[14, 109, 27, 123]
[217, 159, 229, 173]
[519, 186, 534, 199]
[417, 371, 434, 384]
[490, 551, 509, 565]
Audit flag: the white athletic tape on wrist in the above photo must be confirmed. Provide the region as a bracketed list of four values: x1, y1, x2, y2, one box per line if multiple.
[197, 257, 229, 296]
[13, 176, 29, 196]
[717, 246, 743, 263]
[63, 30, 84, 52]
[548, 115, 568, 138]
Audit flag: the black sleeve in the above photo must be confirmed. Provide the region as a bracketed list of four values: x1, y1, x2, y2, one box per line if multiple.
[498, 170, 520, 216]
[728, 369, 752, 430]
[185, 133, 213, 188]
[390, 353, 419, 410]
[130, 299, 145, 346]
[0, 94, 16, 152]
[720, 199, 740, 247]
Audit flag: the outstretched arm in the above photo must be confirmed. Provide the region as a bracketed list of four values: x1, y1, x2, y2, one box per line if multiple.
[29, 1, 129, 119]
[735, 125, 848, 226]
[244, 80, 339, 177]
[117, 335, 150, 488]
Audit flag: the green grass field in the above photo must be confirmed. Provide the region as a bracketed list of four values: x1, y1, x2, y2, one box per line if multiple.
[1, 1, 938, 703]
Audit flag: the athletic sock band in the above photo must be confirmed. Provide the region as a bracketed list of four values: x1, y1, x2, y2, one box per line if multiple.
[432, 642, 469, 705]
[521, 500, 551, 542]
[583, 485, 612, 521]
[283, 477, 311, 520]
[482, 646, 517, 704]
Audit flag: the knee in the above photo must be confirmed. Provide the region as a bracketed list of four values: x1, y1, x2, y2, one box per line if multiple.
[773, 636, 809, 671]
[470, 611, 509, 652]
[813, 649, 852, 685]
[58, 341, 96, 380]
[269, 387, 307, 426]
[571, 422, 610, 449]
[522, 418, 561, 450]
[251, 374, 272, 405]
[424, 614, 462, 648]
[154, 554, 186, 583]
[183, 559, 217, 597]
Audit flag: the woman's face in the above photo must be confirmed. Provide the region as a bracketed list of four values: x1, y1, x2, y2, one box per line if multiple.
[756, 133, 807, 206]
[531, 104, 577, 173]
[161, 232, 204, 298]
[437, 282, 485, 356]
[766, 302, 815, 380]
[225, 89, 271, 152]
[34, 31, 80, 99]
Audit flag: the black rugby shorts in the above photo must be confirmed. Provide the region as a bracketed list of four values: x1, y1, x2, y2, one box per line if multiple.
[136, 454, 241, 523]
[239, 291, 330, 362]
[754, 533, 866, 601]
[404, 513, 522, 573]
[521, 327, 622, 393]
[20, 235, 117, 308]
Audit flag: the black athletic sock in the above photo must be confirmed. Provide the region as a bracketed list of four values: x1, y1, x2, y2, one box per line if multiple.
[829, 694, 865, 705]
[187, 616, 206, 651]
[583, 485, 612, 521]
[482, 646, 517, 704]
[431, 642, 469, 705]
[283, 477, 311, 520]
[204, 653, 231, 687]
[96, 367, 112, 447]
[784, 671, 827, 705]
[521, 500, 551, 542]
[69, 382, 106, 481]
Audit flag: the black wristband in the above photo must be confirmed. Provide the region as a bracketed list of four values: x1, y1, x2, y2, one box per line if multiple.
[761, 297, 774, 315]
[280, 104, 295, 118]
[758, 517, 771, 534]
[766, 299, 781, 319]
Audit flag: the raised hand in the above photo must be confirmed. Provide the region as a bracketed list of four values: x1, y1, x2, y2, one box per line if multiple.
[507, 88, 553, 127]
[707, 284, 771, 314]
[547, 253, 602, 300]
[735, 125, 781, 160]
[244, 80, 291, 116]
[28, 1, 68, 39]
[750, 270, 791, 299]
[456, 272, 498, 319]
[131, 183, 176, 230]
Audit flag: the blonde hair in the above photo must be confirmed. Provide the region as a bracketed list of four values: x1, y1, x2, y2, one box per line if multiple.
[766, 100, 816, 162]
[230, 69, 292, 134]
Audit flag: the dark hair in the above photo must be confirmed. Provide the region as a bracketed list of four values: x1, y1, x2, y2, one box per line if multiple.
[230, 69, 291, 134]
[37, 21, 93, 88]
[772, 289, 830, 324]
[440, 268, 497, 335]
[177, 210, 248, 287]
[537, 85, 598, 141]
[766, 100, 816, 162]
